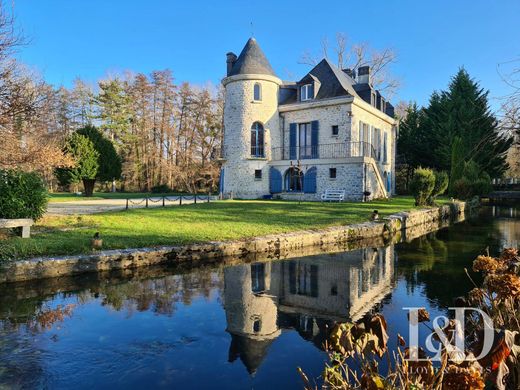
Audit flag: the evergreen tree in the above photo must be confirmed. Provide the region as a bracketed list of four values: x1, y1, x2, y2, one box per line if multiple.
[96, 78, 132, 149]
[62, 133, 99, 196]
[77, 125, 122, 184]
[423, 69, 513, 178]
[59, 126, 121, 196]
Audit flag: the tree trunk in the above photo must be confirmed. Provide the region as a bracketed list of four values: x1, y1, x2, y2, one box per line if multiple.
[83, 179, 96, 197]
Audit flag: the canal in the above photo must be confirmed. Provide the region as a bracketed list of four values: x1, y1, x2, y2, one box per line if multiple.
[0, 206, 518, 389]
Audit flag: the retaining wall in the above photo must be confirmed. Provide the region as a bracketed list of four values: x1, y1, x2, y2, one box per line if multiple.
[0, 201, 467, 283]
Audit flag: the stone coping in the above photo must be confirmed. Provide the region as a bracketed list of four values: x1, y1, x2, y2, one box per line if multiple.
[0, 201, 467, 283]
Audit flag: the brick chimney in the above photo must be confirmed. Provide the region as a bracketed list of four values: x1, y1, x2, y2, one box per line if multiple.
[357, 66, 371, 85]
[226, 52, 237, 76]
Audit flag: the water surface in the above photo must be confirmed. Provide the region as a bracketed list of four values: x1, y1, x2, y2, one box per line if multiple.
[0, 206, 518, 389]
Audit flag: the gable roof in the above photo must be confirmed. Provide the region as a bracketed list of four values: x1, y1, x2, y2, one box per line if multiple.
[298, 59, 361, 100]
[229, 38, 277, 77]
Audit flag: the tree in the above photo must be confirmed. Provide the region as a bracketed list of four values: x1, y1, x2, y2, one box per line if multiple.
[60, 126, 121, 196]
[77, 125, 122, 184]
[96, 78, 132, 148]
[421, 69, 513, 179]
[299, 32, 400, 96]
[62, 132, 99, 196]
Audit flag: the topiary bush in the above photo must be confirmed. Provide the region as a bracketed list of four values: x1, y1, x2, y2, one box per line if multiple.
[428, 171, 449, 204]
[409, 167, 435, 206]
[0, 169, 48, 221]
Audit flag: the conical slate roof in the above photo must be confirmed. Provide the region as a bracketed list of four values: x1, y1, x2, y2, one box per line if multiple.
[228, 38, 276, 77]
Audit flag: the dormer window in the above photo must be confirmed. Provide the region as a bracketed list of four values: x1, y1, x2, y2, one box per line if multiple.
[301, 84, 314, 101]
[371, 92, 376, 107]
[253, 83, 262, 101]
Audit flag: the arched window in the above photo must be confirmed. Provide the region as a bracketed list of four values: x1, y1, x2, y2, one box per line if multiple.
[251, 122, 264, 157]
[285, 167, 303, 192]
[253, 83, 262, 101]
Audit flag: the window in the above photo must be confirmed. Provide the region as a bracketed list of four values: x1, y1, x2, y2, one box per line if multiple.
[254, 169, 262, 179]
[251, 263, 265, 292]
[383, 132, 388, 163]
[331, 125, 339, 136]
[300, 84, 314, 101]
[298, 123, 312, 158]
[329, 168, 337, 179]
[250, 122, 264, 157]
[330, 284, 338, 296]
[371, 92, 376, 107]
[253, 83, 262, 101]
[288, 262, 318, 297]
[253, 318, 261, 333]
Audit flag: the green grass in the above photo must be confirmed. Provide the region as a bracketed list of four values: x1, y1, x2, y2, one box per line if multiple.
[1, 197, 447, 261]
[48, 192, 191, 202]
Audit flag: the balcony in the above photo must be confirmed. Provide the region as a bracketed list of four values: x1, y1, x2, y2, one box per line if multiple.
[271, 142, 380, 161]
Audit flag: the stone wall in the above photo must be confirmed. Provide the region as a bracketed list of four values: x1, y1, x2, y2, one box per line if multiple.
[0, 202, 467, 283]
[222, 75, 281, 198]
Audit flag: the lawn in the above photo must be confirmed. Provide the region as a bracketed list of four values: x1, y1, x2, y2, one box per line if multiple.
[48, 192, 191, 202]
[0, 197, 445, 261]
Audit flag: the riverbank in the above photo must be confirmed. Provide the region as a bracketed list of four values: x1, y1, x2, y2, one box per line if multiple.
[0, 197, 441, 260]
[0, 200, 467, 283]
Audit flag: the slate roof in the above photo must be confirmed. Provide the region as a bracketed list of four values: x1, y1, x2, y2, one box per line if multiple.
[228, 38, 277, 77]
[296, 59, 361, 100]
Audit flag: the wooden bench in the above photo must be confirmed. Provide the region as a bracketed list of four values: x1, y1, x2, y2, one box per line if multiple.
[0, 218, 34, 238]
[320, 189, 345, 202]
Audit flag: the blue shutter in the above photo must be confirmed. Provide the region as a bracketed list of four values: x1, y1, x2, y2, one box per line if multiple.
[269, 166, 282, 193]
[311, 120, 319, 158]
[289, 123, 297, 160]
[303, 166, 317, 193]
[219, 168, 225, 194]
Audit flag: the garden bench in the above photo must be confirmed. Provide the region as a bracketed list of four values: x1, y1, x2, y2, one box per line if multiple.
[320, 189, 345, 202]
[0, 218, 34, 238]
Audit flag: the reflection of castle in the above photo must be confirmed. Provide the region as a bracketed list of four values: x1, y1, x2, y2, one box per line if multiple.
[223, 246, 394, 374]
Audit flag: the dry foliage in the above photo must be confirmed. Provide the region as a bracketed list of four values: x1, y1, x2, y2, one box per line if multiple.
[299, 248, 520, 390]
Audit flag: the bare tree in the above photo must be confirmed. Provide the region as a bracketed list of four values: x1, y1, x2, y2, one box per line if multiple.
[497, 57, 520, 176]
[299, 32, 400, 97]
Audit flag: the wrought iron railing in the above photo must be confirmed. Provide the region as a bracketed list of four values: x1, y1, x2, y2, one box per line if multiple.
[250, 145, 265, 158]
[271, 142, 378, 161]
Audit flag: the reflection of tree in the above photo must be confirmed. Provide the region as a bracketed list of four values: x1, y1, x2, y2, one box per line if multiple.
[96, 267, 223, 316]
[396, 208, 513, 308]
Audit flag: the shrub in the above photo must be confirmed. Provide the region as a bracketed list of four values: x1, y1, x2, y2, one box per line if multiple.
[0, 169, 48, 221]
[151, 184, 171, 193]
[428, 171, 449, 204]
[451, 161, 492, 199]
[452, 177, 492, 200]
[409, 167, 435, 206]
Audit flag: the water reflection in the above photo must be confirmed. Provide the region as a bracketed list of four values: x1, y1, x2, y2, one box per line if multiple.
[0, 206, 518, 388]
[224, 247, 394, 373]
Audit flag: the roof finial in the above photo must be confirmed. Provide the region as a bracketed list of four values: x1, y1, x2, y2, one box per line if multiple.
[250, 21, 254, 38]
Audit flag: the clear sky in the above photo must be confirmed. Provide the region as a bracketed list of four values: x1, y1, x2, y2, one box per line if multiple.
[12, 0, 520, 109]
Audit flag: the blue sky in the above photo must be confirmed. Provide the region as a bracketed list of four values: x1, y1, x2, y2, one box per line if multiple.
[12, 0, 520, 109]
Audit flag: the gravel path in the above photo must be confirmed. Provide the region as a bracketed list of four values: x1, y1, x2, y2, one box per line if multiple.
[47, 196, 215, 216]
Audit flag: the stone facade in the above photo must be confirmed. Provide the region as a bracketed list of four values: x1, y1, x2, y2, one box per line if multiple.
[220, 39, 397, 201]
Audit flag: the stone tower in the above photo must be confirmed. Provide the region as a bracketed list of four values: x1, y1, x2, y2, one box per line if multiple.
[223, 263, 281, 374]
[221, 38, 281, 199]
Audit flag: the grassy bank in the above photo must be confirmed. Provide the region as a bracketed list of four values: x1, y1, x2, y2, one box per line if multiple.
[1, 197, 444, 261]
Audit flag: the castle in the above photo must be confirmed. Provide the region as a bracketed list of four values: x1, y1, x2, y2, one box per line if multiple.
[223, 246, 395, 374]
[220, 38, 397, 201]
